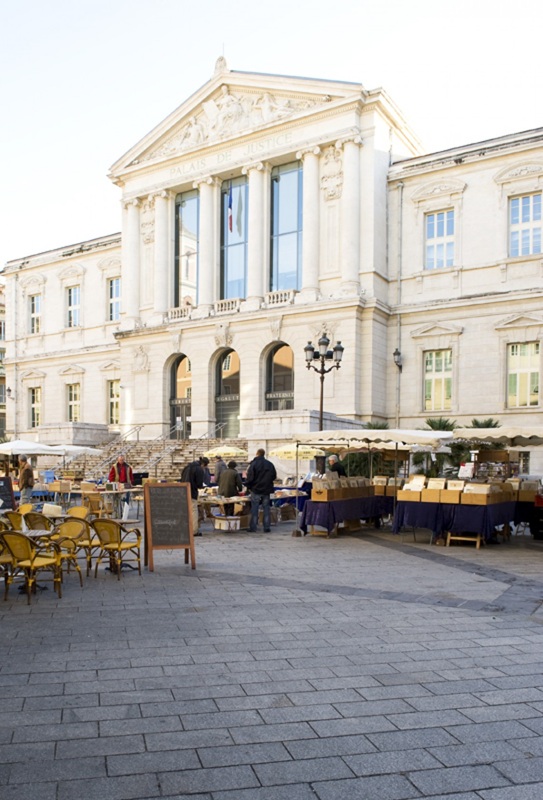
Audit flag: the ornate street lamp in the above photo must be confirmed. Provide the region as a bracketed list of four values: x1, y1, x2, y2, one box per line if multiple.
[305, 334, 344, 430]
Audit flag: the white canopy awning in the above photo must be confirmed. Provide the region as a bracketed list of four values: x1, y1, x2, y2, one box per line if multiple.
[453, 427, 543, 448]
[295, 429, 453, 450]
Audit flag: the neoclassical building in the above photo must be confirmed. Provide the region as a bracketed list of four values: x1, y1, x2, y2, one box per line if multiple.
[3, 59, 543, 468]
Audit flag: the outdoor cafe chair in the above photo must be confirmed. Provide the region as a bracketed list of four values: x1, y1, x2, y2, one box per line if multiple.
[24, 512, 55, 533]
[0, 534, 14, 598]
[66, 505, 90, 520]
[83, 492, 113, 519]
[0, 531, 61, 604]
[91, 518, 142, 580]
[4, 511, 24, 531]
[52, 521, 85, 588]
[18, 503, 34, 515]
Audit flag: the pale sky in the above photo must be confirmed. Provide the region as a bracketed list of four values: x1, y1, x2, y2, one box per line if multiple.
[1, 0, 542, 268]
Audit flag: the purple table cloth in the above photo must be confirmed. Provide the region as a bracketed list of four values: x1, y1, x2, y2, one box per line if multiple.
[300, 496, 390, 534]
[393, 500, 517, 542]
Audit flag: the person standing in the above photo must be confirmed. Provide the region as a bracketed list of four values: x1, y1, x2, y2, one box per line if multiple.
[18, 454, 34, 507]
[328, 454, 346, 477]
[213, 455, 227, 484]
[218, 461, 243, 516]
[246, 448, 277, 533]
[108, 454, 134, 505]
[181, 459, 205, 536]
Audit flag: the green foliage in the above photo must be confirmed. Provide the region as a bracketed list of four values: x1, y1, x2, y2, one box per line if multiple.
[424, 417, 456, 431]
[469, 418, 501, 428]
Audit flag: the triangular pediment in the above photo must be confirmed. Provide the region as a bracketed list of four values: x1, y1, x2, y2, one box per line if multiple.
[109, 59, 365, 177]
[58, 365, 85, 377]
[21, 370, 46, 381]
[411, 323, 463, 339]
[495, 313, 543, 330]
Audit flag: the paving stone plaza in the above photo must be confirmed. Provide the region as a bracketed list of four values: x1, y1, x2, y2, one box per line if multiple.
[2, 520, 543, 800]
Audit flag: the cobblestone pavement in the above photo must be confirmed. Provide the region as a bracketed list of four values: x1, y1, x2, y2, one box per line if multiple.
[2, 520, 543, 800]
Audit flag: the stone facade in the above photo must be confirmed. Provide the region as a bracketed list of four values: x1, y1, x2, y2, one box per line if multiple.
[3, 60, 543, 470]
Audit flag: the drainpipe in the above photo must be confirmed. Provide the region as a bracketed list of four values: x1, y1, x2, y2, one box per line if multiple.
[13, 274, 18, 438]
[394, 182, 404, 428]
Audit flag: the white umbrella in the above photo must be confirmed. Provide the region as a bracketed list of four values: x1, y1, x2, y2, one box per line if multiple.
[53, 445, 103, 456]
[269, 444, 325, 459]
[203, 445, 249, 459]
[0, 439, 65, 456]
[296, 428, 453, 448]
[453, 427, 543, 447]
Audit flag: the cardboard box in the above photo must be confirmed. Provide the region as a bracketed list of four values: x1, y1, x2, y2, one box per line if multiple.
[421, 489, 441, 503]
[372, 484, 386, 496]
[440, 489, 461, 504]
[460, 493, 504, 505]
[385, 485, 399, 497]
[519, 490, 537, 502]
[311, 488, 344, 502]
[397, 490, 421, 502]
[213, 516, 241, 531]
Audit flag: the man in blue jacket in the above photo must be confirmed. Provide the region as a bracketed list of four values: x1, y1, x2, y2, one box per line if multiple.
[246, 448, 277, 533]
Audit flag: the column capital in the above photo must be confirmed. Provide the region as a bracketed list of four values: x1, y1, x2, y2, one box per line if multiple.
[192, 175, 221, 190]
[122, 197, 141, 210]
[241, 161, 271, 176]
[296, 146, 321, 160]
[149, 189, 171, 202]
[335, 132, 363, 149]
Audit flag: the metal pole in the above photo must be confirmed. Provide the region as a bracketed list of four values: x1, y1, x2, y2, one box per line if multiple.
[319, 366, 325, 431]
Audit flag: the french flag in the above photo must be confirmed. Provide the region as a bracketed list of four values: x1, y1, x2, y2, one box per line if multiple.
[228, 184, 233, 232]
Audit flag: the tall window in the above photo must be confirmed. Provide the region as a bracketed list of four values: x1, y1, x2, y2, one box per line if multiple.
[507, 342, 539, 407]
[108, 379, 120, 425]
[221, 178, 248, 299]
[175, 190, 199, 307]
[270, 162, 303, 291]
[29, 294, 41, 334]
[29, 387, 41, 428]
[67, 383, 80, 422]
[108, 278, 121, 321]
[266, 344, 294, 410]
[424, 349, 452, 411]
[509, 193, 541, 257]
[0, 320, 5, 340]
[66, 286, 80, 327]
[425, 210, 454, 269]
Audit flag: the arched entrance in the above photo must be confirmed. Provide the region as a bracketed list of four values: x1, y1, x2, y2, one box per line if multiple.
[215, 349, 240, 438]
[265, 343, 294, 410]
[170, 355, 192, 439]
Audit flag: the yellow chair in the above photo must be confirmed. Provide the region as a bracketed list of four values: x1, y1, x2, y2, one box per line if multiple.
[4, 511, 24, 531]
[67, 505, 90, 520]
[18, 503, 34, 515]
[91, 519, 142, 580]
[72, 518, 101, 576]
[52, 520, 85, 588]
[83, 492, 113, 519]
[0, 533, 14, 599]
[1, 531, 61, 604]
[24, 512, 55, 532]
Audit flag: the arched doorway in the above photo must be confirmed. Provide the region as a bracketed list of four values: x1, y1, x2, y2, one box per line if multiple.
[215, 349, 240, 438]
[265, 343, 294, 410]
[170, 355, 192, 439]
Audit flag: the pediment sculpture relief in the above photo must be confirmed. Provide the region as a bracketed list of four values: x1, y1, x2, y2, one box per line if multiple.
[145, 87, 326, 161]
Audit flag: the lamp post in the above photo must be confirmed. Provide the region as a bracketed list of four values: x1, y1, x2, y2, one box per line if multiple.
[304, 334, 345, 430]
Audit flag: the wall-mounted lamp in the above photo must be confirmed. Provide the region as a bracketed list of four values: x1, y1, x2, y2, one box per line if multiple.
[393, 348, 402, 372]
[6, 387, 14, 400]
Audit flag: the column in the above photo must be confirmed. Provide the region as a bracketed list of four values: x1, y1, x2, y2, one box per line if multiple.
[242, 161, 269, 312]
[295, 146, 321, 303]
[153, 190, 170, 317]
[339, 136, 362, 294]
[122, 198, 140, 326]
[191, 176, 218, 317]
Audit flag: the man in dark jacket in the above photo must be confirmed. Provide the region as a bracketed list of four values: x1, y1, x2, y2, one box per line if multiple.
[181, 459, 205, 536]
[246, 448, 277, 532]
[218, 461, 243, 516]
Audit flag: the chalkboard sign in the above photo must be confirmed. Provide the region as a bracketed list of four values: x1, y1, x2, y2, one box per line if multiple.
[143, 482, 195, 571]
[0, 477, 16, 511]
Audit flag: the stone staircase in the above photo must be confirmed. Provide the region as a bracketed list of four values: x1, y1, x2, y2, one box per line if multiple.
[60, 437, 250, 481]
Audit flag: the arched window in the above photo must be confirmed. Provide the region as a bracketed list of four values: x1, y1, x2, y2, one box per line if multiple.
[215, 350, 240, 437]
[170, 355, 192, 438]
[265, 344, 294, 410]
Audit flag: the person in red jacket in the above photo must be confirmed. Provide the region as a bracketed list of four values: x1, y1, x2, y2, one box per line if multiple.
[108, 455, 133, 504]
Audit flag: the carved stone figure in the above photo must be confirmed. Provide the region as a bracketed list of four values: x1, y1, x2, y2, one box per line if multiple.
[321, 146, 344, 201]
